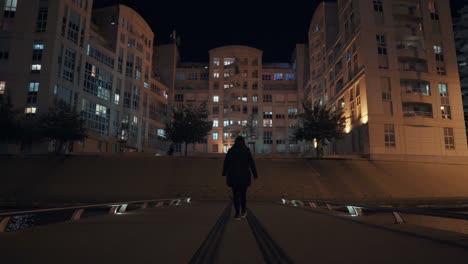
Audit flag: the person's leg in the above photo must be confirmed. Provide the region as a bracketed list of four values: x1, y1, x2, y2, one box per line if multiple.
[231, 186, 241, 217]
[240, 185, 248, 215]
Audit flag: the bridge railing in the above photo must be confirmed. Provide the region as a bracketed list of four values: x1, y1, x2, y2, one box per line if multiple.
[0, 197, 191, 232]
[281, 199, 468, 224]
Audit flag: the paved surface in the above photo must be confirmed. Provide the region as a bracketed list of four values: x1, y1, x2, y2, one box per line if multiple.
[1, 202, 468, 263]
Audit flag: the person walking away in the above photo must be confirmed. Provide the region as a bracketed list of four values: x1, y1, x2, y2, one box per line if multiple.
[222, 136, 258, 220]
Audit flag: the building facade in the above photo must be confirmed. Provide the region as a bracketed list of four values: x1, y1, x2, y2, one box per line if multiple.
[0, 1, 169, 154]
[454, 4, 468, 138]
[158, 45, 306, 154]
[307, 0, 468, 160]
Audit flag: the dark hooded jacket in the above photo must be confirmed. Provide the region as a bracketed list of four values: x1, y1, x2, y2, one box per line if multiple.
[222, 144, 258, 187]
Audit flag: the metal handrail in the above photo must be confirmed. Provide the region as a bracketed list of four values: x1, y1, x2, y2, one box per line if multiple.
[283, 199, 468, 221]
[0, 198, 190, 218]
[0, 197, 191, 232]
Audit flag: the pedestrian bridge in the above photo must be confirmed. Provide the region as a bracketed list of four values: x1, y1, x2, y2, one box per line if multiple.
[1, 198, 468, 263]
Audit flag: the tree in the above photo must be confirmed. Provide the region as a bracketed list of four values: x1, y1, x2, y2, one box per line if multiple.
[0, 94, 19, 144]
[291, 98, 346, 159]
[39, 99, 87, 154]
[165, 103, 212, 157]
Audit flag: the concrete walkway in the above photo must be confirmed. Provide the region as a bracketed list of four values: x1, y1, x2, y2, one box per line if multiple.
[1, 202, 468, 263]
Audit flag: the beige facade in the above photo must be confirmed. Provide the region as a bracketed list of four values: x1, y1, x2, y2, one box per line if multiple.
[309, 0, 468, 160]
[0, 1, 169, 154]
[164, 45, 304, 154]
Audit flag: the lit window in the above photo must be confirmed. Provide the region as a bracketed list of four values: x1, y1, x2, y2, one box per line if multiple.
[25, 107, 37, 114]
[4, 0, 17, 18]
[224, 58, 235, 66]
[0, 81, 5, 94]
[274, 73, 283, 80]
[213, 58, 220, 66]
[223, 132, 230, 140]
[253, 95, 258, 102]
[157, 129, 166, 138]
[213, 96, 219, 102]
[29, 82, 40, 92]
[224, 120, 229, 127]
[213, 119, 219, 127]
[213, 71, 220, 78]
[212, 132, 219, 140]
[286, 73, 295, 80]
[31, 64, 42, 72]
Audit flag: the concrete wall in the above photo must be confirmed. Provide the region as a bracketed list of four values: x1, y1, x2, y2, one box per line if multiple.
[1, 155, 468, 204]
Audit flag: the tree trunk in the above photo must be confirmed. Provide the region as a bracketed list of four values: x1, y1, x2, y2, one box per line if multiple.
[184, 142, 188, 157]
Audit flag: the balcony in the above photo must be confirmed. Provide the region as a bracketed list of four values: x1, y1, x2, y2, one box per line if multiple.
[396, 46, 426, 59]
[392, 3, 422, 22]
[400, 79, 431, 96]
[403, 103, 433, 118]
[398, 57, 428, 73]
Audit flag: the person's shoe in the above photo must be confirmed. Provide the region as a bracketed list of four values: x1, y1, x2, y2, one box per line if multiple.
[241, 212, 247, 218]
[233, 213, 241, 221]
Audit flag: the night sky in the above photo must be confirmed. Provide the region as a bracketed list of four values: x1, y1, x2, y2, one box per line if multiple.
[94, 0, 467, 62]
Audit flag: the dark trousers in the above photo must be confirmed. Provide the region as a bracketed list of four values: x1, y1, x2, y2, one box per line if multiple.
[231, 185, 248, 215]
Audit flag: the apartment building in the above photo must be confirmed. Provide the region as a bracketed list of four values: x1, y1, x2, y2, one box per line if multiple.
[454, 4, 468, 138]
[0, 1, 169, 154]
[308, 0, 468, 160]
[157, 45, 306, 154]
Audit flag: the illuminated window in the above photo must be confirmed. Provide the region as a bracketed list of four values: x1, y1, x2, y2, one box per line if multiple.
[157, 129, 166, 138]
[224, 58, 235, 66]
[213, 95, 219, 103]
[25, 107, 37, 114]
[223, 132, 230, 140]
[428, 1, 439, 20]
[213, 71, 220, 78]
[212, 132, 219, 140]
[33, 42, 44, 61]
[213, 119, 219, 127]
[288, 109, 298, 119]
[274, 73, 283, 80]
[4, 0, 17, 18]
[252, 95, 258, 103]
[0, 81, 5, 94]
[213, 58, 220, 67]
[434, 45, 444, 62]
[286, 73, 295, 80]
[31, 64, 42, 72]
